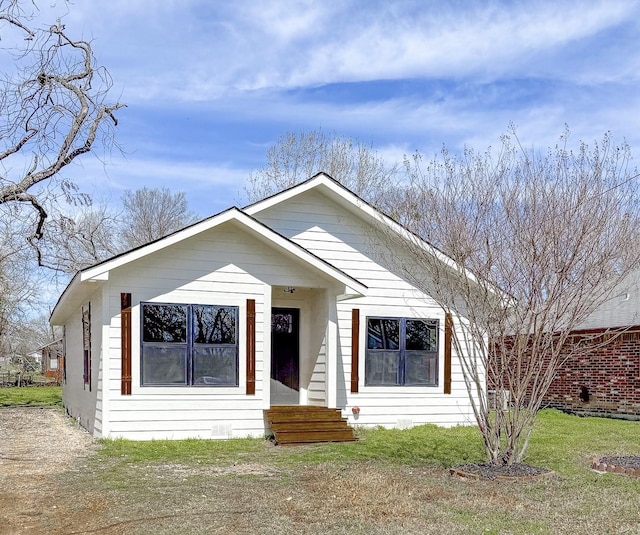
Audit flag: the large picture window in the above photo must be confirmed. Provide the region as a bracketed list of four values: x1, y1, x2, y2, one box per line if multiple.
[365, 317, 438, 386]
[141, 302, 238, 387]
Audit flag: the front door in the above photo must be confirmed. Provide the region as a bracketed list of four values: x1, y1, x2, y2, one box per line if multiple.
[271, 307, 299, 405]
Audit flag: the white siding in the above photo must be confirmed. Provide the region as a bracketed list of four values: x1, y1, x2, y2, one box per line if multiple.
[99, 221, 339, 440]
[254, 189, 476, 428]
[62, 288, 103, 437]
[61, 184, 479, 440]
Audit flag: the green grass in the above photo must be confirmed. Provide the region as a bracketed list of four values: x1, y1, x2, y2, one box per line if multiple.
[0, 385, 62, 406]
[97, 420, 486, 468]
[96, 409, 640, 472]
[94, 409, 604, 470]
[99, 435, 267, 464]
[527, 409, 640, 474]
[58, 409, 640, 534]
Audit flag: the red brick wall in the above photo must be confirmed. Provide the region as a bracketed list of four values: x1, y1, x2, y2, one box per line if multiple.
[544, 328, 640, 416]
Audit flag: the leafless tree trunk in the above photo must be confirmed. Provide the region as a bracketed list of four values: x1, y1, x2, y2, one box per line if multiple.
[394, 129, 640, 465]
[0, 0, 124, 261]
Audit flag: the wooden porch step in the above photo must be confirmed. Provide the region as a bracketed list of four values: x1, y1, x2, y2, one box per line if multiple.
[266, 405, 357, 446]
[270, 421, 352, 432]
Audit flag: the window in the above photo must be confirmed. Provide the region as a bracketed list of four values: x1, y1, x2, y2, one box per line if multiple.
[82, 304, 91, 388]
[141, 303, 238, 386]
[365, 317, 438, 386]
[62, 326, 67, 384]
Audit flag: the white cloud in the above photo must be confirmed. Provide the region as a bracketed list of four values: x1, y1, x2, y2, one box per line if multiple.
[5, 0, 640, 213]
[49, 0, 639, 103]
[56, 153, 250, 216]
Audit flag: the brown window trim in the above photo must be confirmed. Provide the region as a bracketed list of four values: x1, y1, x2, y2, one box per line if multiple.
[121, 293, 132, 395]
[351, 308, 360, 393]
[246, 299, 256, 395]
[444, 312, 452, 395]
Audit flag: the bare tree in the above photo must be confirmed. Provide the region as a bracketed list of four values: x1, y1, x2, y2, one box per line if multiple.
[38, 200, 122, 272]
[394, 129, 640, 465]
[245, 130, 400, 212]
[0, 219, 47, 346]
[120, 187, 198, 249]
[33, 188, 198, 272]
[0, 0, 124, 262]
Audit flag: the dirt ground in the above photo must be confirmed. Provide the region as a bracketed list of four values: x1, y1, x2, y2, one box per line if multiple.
[0, 407, 99, 535]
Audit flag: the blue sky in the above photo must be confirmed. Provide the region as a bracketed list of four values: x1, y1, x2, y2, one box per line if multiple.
[29, 0, 640, 216]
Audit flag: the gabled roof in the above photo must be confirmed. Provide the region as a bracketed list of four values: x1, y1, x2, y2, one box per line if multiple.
[51, 172, 484, 326]
[246, 172, 474, 284]
[50, 203, 367, 324]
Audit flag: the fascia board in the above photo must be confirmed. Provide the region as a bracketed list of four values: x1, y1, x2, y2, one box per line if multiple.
[246, 174, 473, 284]
[243, 173, 331, 216]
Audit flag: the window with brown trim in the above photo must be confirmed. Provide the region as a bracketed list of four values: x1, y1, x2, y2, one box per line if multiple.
[141, 302, 239, 387]
[365, 316, 438, 386]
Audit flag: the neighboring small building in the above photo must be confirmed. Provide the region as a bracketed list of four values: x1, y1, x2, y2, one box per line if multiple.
[544, 272, 640, 418]
[50, 174, 479, 440]
[40, 339, 64, 381]
[27, 350, 42, 369]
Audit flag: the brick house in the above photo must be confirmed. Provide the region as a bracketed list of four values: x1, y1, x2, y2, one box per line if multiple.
[543, 272, 640, 418]
[40, 339, 64, 382]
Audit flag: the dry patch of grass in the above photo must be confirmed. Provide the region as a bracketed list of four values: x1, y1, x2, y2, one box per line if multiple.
[54, 454, 639, 534]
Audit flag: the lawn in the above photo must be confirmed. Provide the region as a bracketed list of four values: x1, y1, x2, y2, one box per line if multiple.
[0, 385, 62, 406]
[3, 387, 637, 533]
[56, 409, 639, 535]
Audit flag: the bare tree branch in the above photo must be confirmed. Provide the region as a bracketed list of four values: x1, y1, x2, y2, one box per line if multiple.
[120, 187, 199, 249]
[0, 1, 124, 262]
[245, 129, 401, 213]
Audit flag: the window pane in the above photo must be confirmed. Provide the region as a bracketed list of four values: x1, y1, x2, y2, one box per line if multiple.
[193, 306, 237, 344]
[406, 320, 437, 351]
[193, 347, 238, 386]
[367, 319, 399, 350]
[365, 350, 399, 385]
[142, 345, 187, 385]
[143, 304, 187, 343]
[272, 313, 293, 334]
[405, 351, 437, 385]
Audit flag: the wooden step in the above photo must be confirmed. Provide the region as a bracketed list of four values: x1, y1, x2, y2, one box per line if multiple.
[270, 421, 352, 432]
[268, 411, 344, 423]
[266, 405, 357, 446]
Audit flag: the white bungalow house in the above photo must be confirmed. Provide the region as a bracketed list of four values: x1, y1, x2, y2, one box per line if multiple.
[50, 173, 477, 440]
